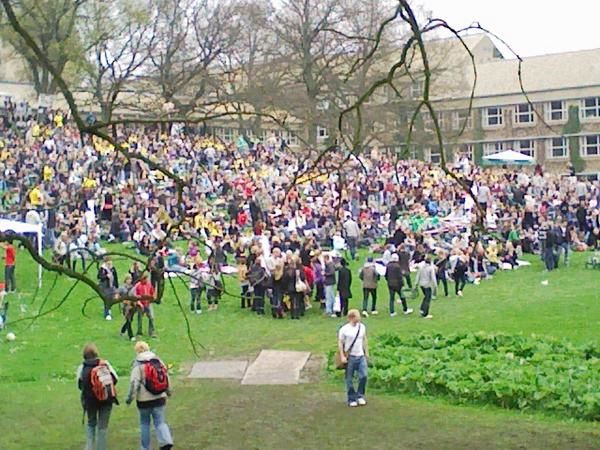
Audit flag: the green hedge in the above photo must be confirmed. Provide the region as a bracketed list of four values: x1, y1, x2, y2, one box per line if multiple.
[330, 332, 600, 421]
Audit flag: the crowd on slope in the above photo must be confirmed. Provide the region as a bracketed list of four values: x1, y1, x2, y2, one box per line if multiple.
[1, 102, 600, 332]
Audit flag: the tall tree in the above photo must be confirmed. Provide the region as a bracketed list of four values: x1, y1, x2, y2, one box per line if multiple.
[0, 0, 86, 96]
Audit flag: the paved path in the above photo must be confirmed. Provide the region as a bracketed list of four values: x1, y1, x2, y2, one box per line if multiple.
[241, 350, 311, 385]
[188, 360, 249, 380]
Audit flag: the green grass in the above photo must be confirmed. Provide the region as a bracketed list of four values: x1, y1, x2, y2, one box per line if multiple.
[0, 247, 599, 449]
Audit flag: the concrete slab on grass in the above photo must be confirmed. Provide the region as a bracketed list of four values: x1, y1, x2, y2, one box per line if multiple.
[241, 350, 311, 385]
[188, 360, 249, 380]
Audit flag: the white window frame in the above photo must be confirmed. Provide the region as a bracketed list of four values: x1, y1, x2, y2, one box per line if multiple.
[437, 112, 446, 130]
[483, 107, 504, 128]
[514, 139, 535, 158]
[581, 135, 600, 157]
[461, 144, 474, 160]
[452, 110, 473, 130]
[546, 137, 568, 159]
[546, 101, 566, 123]
[317, 126, 329, 140]
[428, 147, 441, 164]
[422, 111, 433, 131]
[483, 142, 505, 156]
[514, 103, 535, 125]
[410, 80, 424, 99]
[581, 97, 600, 119]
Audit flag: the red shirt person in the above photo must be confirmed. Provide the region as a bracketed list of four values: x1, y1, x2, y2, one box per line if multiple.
[133, 273, 156, 337]
[2, 242, 16, 292]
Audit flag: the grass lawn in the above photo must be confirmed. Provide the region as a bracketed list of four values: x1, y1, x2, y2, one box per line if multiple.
[0, 247, 598, 449]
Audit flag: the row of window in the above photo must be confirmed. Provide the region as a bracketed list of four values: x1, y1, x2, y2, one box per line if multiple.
[422, 136, 600, 163]
[419, 98, 600, 132]
[481, 136, 600, 159]
[483, 98, 600, 127]
[211, 127, 300, 146]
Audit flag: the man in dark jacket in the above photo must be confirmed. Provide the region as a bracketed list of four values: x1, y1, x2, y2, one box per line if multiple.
[337, 258, 352, 317]
[398, 244, 412, 288]
[76, 343, 118, 450]
[385, 254, 413, 317]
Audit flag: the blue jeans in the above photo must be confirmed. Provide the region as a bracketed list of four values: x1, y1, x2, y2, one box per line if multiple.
[324, 284, 336, 314]
[347, 236, 358, 260]
[345, 355, 368, 403]
[139, 405, 173, 450]
[86, 403, 112, 450]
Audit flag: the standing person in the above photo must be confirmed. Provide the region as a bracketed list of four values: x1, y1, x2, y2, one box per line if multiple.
[205, 264, 223, 311]
[125, 341, 173, 450]
[323, 253, 337, 316]
[98, 257, 119, 320]
[2, 241, 16, 293]
[359, 257, 379, 317]
[435, 251, 449, 298]
[189, 262, 204, 314]
[398, 244, 412, 289]
[247, 257, 267, 315]
[343, 215, 360, 261]
[416, 256, 436, 319]
[453, 253, 468, 297]
[134, 273, 156, 338]
[76, 343, 118, 450]
[385, 254, 413, 317]
[337, 309, 369, 407]
[337, 258, 352, 317]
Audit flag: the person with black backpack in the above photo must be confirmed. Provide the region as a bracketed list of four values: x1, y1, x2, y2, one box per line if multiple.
[125, 341, 173, 450]
[76, 343, 118, 450]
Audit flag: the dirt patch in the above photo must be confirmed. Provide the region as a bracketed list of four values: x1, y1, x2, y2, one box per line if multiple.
[299, 353, 326, 383]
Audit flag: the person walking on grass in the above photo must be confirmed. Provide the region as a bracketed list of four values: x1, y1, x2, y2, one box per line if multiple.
[359, 257, 379, 317]
[134, 273, 156, 338]
[125, 341, 173, 450]
[338, 309, 369, 407]
[76, 343, 118, 450]
[416, 256, 436, 319]
[385, 254, 413, 317]
[337, 258, 352, 317]
[323, 253, 337, 316]
[2, 241, 16, 293]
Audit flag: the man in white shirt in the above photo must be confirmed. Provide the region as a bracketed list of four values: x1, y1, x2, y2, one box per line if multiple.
[338, 309, 369, 407]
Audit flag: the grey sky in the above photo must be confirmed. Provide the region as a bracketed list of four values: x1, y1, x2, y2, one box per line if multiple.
[422, 0, 600, 58]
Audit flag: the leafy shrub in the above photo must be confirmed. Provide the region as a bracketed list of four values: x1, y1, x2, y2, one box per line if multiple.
[330, 332, 600, 421]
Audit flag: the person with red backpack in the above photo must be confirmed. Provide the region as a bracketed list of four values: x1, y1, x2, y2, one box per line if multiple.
[76, 343, 118, 450]
[125, 341, 173, 450]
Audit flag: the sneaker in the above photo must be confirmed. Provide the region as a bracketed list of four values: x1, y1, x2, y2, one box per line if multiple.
[404, 308, 414, 315]
[330, 314, 338, 318]
[370, 310, 379, 315]
[457, 291, 463, 297]
[105, 315, 112, 321]
[423, 315, 433, 319]
[362, 310, 369, 317]
[390, 312, 397, 317]
[195, 310, 202, 315]
[348, 401, 358, 407]
[130, 337, 136, 342]
[357, 398, 367, 406]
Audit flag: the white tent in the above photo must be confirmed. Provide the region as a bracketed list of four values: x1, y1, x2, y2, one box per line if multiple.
[482, 150, 535, 165]
[0, 219, 43, 288]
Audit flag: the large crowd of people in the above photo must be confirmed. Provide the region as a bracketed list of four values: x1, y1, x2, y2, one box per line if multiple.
[2, 100, 600, 332]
